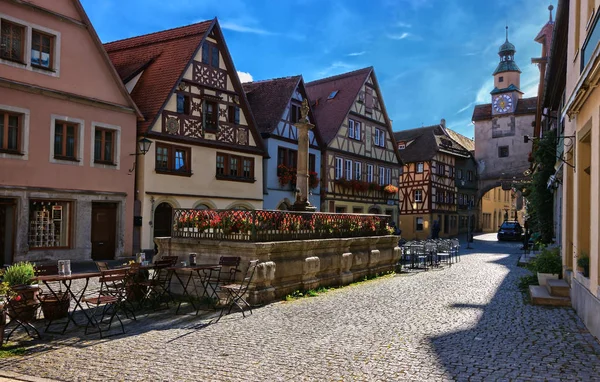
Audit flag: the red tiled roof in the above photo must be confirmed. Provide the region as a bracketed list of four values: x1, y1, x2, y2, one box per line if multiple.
[243, 76, 302, 134]
[472, 96, 537, 121]
[305, 67, 373, 144]
[104, 20, 214, 133]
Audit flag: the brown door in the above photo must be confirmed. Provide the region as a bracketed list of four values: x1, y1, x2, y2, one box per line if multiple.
[91, 203, 117, 261]
[0, 198, 16, 266]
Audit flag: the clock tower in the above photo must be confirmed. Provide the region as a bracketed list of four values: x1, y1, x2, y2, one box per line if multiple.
[491, 27, 523, 115]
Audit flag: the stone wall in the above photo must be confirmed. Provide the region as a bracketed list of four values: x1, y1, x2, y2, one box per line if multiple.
[154, 235, 401, 305]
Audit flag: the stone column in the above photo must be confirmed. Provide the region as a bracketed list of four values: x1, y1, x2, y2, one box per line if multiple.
[292, 99, 317, 212]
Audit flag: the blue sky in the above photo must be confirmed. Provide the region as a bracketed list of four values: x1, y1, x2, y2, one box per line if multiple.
[82, 0, 556, 139]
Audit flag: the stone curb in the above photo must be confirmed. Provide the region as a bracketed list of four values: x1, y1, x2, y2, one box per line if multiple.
[0, 370, 60, 382]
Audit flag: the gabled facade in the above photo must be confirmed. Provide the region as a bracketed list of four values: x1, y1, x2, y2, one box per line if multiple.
[0, 0, 141, 264]
[243, 76, 323, 210]
[394, 122, 476, 239]
[306, 67, 402, 220]
[105, 19, 266, 252]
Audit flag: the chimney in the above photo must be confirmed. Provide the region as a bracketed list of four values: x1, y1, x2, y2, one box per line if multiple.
[440, 118, 446, 128]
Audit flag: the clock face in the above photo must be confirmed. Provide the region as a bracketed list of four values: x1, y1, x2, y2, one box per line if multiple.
[493, 94, 513, 114]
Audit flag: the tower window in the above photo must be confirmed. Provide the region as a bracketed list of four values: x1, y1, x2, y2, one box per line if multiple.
[498, 146, 509, 158]
[499, 76, 504, 83]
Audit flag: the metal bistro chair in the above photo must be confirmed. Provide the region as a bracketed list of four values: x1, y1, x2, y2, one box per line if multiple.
[204, 256, 241, 304]
[34, 264, 72, 333]
[216, 260, 259, 322]
[95, 261, 110, 271]
[436, 240, 452, 267]
[451, 239, 461, 262]
[160, 256, 179, 266]
[138, 260, 174, 310]
[81, 268, 129, 338]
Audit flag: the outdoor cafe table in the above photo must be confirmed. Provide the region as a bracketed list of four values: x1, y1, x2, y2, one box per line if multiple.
[34, 271, 101, 334]
[167, 264, 221, 315]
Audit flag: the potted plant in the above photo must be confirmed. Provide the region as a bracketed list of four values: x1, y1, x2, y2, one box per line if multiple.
[533, 247, 562, 286]
[37, 266, 70, 321]
[2, 262, 39, 322]
[577, 252, 590, 278]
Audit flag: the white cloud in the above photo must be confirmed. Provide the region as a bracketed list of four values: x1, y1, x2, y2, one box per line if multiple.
[347, 51, 366, 56]
[396, 22, 412, 28]
[237, 71, 253, 83]
[221, 21, 274, 35]
[316, 61, 356, 77]
[476, 78, 495, 104]
[456, 101, 475, 114]
[387, 32, 411, 40]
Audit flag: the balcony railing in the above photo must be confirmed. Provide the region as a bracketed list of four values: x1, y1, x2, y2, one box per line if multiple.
[171, 209, 394, 242]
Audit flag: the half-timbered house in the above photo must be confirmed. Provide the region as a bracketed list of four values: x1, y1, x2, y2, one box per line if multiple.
[394, 121, 474, 239]
[243, 76, 323, 210]
[306, 67, 402, 221]
[105, 19, 266, 252]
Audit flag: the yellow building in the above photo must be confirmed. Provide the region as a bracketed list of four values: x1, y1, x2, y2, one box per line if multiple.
[558, 0, 600, 339]
[480, 187, 520, 233]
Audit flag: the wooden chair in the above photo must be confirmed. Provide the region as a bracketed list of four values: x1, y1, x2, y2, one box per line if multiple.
[216, 260, 259, 322]
[82, 268, 129, 338]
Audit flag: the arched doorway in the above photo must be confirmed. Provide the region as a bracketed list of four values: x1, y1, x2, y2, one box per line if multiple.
[153, 202, 173, 239]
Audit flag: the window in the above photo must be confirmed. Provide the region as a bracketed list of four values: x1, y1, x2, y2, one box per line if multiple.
[328, 90, 339, 99]
[94, 128, 115, 164]
[202, 42, 219, 68]
[378, 166, 385, 186]
[216, 152, 255, 181]
[155, 143, 191, 175]
[437, 163, 445, 176]
[335, 206, 346, 213]
[386, 168, 391, 185]
[54, 121, 78, 160]
[367, 164, 374, 183]
[470, 195, 475, 207]
[309, 153, 316, 172]
[204, 101, 218, 131]
[345, 159, 352, 180]
[290, 104, 301, 123]
[277, 147, 297, 169]
[467, 170, 474, 181]
[28, 200, 71, 249]
[459, 194, 464, 205]
[353, 207, 364, 213]
[458, 169, 463, 179]
[348, 119, 361, 140]
[416, 217, 424, 231]
[416, 162, 424, 173]
[228, 105, 240, 124]
[354, 161, 362, 180]
[0, 20, 25, 62]
[374, 128, 385, 147]
[499, 76, 504, 83]
[335, 157, 343, 180]
[398, 142, 405, 150]
[414, 189, 422, 202]
[498, 146, 509, 158]
[177, 94, 190, 114]
[0, 111, 20, 153]
[31, 30, 54, 69]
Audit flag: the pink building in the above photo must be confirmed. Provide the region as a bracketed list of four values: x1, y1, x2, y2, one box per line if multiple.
[0, 0, 141, 265]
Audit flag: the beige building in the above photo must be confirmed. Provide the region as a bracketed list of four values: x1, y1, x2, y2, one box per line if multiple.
[560, 0, 600, 339]
[480, 187, 519, 233]
[105, 19, 266, 253]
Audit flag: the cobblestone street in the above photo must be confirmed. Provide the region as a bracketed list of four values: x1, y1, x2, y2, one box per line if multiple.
[2, 235, 600, 381]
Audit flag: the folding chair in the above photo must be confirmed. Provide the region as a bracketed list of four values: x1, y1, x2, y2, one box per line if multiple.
[82, 268, 129, 338]
[436, 240, 452, 267]
[95, 261, 110, 271]
[160, 256, 179, 266]
[137, 260, 174, 310]
[216, 260, 258, 322]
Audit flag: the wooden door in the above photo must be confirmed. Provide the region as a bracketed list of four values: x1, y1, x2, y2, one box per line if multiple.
[0, 198, 16, 266]
[91, 203, 117, 261]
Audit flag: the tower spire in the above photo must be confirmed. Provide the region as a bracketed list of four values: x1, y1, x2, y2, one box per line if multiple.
[549, 4, 554, 22]
[505, 25, 509, 41]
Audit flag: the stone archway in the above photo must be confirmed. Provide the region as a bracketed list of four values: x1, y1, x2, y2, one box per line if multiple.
[153, 202, 173, 239]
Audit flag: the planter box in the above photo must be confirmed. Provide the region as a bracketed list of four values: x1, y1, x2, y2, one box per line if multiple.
[537, 272, 559, 287]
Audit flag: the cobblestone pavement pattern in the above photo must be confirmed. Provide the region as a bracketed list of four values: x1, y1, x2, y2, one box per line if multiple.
[1, 235, 600, 381]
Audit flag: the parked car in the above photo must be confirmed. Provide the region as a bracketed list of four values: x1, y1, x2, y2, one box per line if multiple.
[497, 221, 523, 241]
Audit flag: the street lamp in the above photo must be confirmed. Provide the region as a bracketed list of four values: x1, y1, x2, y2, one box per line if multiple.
[128, 137, 153, 173]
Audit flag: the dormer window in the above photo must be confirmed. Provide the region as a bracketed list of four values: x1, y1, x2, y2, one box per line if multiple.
[202, 42, 219, 68]
[328, 90, 339, 99]
[398, 142, 405, 150]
